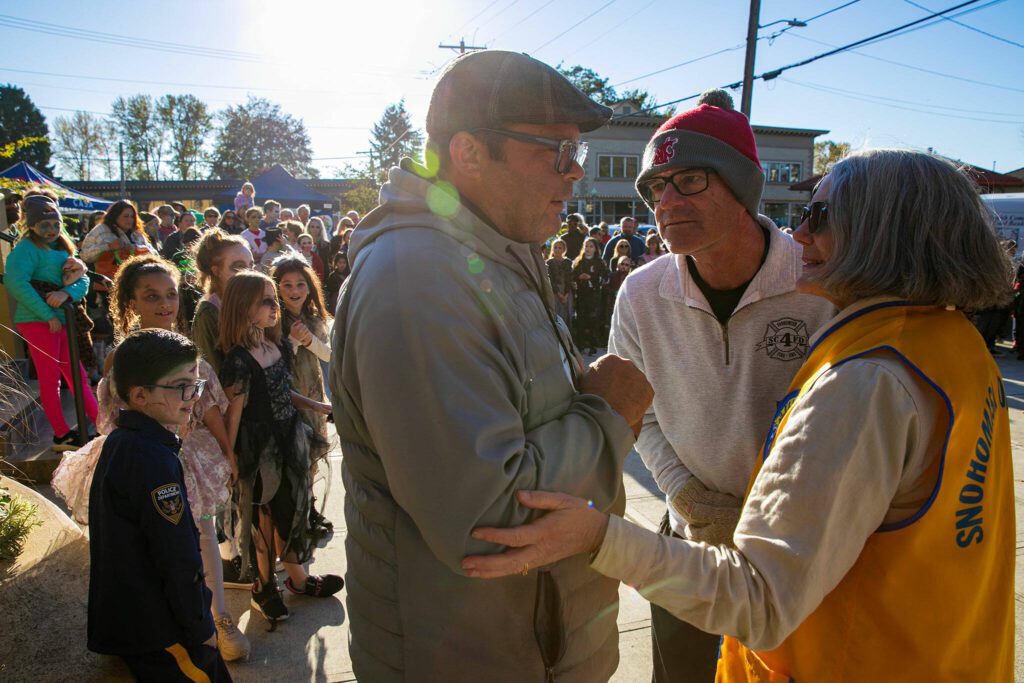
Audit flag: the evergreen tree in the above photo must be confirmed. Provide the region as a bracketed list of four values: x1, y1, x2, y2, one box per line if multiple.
[0, 85, 52, 173]
[369, 100, 423, 174]
[210, 96, 316, 180]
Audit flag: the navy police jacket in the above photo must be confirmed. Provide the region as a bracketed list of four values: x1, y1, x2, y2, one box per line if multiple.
[87, 409, 214, 655]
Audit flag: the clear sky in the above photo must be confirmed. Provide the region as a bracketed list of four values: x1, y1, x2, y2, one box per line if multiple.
[1, 0, 1022, 179]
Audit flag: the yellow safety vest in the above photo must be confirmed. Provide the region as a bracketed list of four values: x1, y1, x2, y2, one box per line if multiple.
[717, 302, 1014, 682]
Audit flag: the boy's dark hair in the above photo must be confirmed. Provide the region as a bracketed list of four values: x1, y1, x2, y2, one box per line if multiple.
[113, 328, 197, 404]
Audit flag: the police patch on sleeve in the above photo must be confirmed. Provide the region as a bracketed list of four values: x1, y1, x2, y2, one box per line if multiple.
[151, 483, 185, 525]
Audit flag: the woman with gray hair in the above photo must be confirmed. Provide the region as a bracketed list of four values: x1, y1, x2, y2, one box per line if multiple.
[461, 149, 1015, 681]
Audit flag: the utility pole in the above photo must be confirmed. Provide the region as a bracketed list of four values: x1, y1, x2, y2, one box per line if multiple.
[740, 0, 761, 119]
[438, 38, 486, 54]
[118, 142, 126, 198]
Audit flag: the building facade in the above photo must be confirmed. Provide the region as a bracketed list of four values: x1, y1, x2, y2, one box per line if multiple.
[572, 101, 827, 229]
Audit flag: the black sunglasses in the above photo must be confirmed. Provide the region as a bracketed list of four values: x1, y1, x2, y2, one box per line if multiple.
[471, 128, 587, 175]
[800, 201, 829, 234]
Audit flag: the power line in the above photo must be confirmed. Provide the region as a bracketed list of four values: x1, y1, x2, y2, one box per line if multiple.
[612, 0, 997, 120]
[851, 0, 1005, 48]
[0, 66, 360, 95]
[610, 44, 745, 88]
[611, 0, 861, 90]
[763, 0, 863, 42]
[452, 0, 504, 39]
[903, 0, 1022, 48]
[532, 0, 619, 53]
[559, 0, 660, 61]
[779, 77, 1023, 124]
[786, 32, 1024, 94]
[0, 14, 268, 64]
[754, 0, 982, 82]
[490, 0, 558, 42]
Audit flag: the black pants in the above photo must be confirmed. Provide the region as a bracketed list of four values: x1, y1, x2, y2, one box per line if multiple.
[651, 513, 720, 683]
[122, 642, 232, 682]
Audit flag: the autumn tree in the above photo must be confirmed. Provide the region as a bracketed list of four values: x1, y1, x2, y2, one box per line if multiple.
[52, 111, 117, 180]
[369, 100, 423, 175]
[111, 94, 166, 179]
[211, 97, 315, 180]
[0, 85, 52, 172]
[814, 140, 851, 175]
[156, 94, 213, 180]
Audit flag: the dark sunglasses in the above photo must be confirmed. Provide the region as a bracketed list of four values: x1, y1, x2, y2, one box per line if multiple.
[799, 201, 829, 234]
[471, 128, 587, 175]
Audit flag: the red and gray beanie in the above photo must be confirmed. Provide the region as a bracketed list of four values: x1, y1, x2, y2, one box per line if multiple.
[635, 89, 765, 217]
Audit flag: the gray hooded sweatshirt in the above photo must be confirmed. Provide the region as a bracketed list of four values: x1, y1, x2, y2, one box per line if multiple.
[329, 160, 634, 682]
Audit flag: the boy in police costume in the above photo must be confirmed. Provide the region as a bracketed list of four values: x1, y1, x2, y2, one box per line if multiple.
[88, 328, 232, 682]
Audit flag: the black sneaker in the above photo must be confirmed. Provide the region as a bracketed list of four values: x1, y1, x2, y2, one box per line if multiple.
[309, 505, 333, 533]
[52, 429, 79, 452]
[251, 579, 289, 622]
[284, 574, 344, 598]
[222, 556, 249, 590]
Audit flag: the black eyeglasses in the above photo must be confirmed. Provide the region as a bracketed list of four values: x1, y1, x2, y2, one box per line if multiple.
[143, 379, 207, 401]
[799, 201, 829, 234]
[471, 128, 587, 175]
[637, 168, 711, 205]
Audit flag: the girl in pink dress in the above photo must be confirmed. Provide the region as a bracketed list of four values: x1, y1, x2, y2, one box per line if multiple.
[51, 254, 250, 662]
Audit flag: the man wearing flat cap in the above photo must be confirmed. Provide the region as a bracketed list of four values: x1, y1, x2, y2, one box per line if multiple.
[330, 50, 653, 681]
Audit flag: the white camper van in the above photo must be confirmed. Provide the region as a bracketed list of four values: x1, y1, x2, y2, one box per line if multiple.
[982, 193, 1024, 258]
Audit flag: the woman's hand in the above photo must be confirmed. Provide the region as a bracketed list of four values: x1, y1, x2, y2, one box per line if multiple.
[47, 317, 61, 334]
[461, 490, 610, 579]
[313, 400, 332, 415]
[578, 273, 591, 281]
[45, 290, 70, 308]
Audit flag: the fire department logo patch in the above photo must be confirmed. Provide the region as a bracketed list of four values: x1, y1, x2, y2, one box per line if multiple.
[652, 137, 678, 165]
[152, 483, 184, 525]
[755, 318, 809, 361]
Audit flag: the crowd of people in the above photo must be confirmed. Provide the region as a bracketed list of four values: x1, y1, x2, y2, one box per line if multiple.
[0, 46, 1016, 683]
[2, 185, 360, 678]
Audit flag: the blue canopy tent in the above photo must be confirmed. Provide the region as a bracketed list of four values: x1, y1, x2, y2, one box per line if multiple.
[0, 161, 113, 213]
[211, 164, 335, 210]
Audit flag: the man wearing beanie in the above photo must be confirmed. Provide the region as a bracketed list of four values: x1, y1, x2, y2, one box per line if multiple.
[606, 89, 835, 682]
[329, 50, 652, 682]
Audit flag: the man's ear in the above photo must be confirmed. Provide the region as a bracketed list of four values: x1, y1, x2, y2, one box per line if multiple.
[128, 385, 149, 407]
[448, 132, 485, 179]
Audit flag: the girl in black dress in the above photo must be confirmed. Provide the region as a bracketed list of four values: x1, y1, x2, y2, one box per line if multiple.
[572, 237, 607, 354]
[218, 271, 342, 624]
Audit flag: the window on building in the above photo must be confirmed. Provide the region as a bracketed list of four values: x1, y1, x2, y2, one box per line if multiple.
[762, 161, 802, 184]
[598, 155, 640, 179]
[762, 202, 802, 229]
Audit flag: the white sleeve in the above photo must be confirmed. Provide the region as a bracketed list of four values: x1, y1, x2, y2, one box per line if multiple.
[592, 357, 930, 649]
[608, 285, 693, 498]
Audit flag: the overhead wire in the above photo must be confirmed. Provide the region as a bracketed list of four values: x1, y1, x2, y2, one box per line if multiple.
[559, 0, 660, 61]
[612, 0, 995, 120]
[903, 0, 1021, 47]
[779, 77, 1023, 124]
[851, 0, 1005, 47]
[611, 0, 862, 91]
[786, 32, 1024, 94]
[531, 0, 619, 53]
[490, 0, 558, 42]
[0, 14, 268, 64]
[764, 0, 863, 42]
